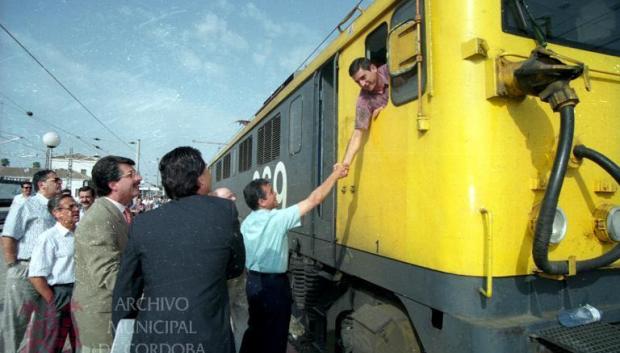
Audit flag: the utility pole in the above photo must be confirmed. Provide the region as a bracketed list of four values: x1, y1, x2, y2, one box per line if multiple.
[130, 139, 141, 173]
[68, 147, 73, 193]
[136, 138, 141, 173]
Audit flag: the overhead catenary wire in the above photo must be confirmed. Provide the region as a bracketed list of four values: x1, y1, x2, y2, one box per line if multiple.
[293, 0, 365, 74]
[0, 131, 46, 153]
[0, 22, 133, 152]
[0, 96, 111, 155]
[0, 91, 31, 113]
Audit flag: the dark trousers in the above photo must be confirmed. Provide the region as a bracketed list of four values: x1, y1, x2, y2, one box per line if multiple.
[239, 271, 291, 353]
[34, 283, 77, 353]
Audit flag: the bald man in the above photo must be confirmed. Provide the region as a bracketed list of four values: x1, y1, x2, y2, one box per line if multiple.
[210, 187, 237, 201]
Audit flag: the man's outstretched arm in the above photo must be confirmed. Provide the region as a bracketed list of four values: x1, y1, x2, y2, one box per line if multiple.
[297, 164, 347, 216]
[342, 106, 384, 169]
[342, 129, 363, 168]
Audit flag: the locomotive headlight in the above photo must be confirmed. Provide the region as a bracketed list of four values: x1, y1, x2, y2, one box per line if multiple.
[609, 207, 620, 241]
[594, 205, 620, 242]
[529, 206, 567, 244]
[550, 207, 567, 244]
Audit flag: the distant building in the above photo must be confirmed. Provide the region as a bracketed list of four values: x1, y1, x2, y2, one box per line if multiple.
[0, 166, 90, 197]
[0, 167, 40, 184]
[51, 153, 98, 177]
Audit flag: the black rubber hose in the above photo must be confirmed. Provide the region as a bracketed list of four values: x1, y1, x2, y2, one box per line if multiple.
[573, 145, 620, 184]
[571, 145, 620, 271]
[532, 105, 574, 274]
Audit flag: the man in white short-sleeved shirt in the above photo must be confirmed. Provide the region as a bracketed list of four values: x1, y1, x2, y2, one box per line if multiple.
[29, 194, 79, 353]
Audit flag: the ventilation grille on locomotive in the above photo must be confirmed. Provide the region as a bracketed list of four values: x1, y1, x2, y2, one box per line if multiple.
[257, 114, 281, 165]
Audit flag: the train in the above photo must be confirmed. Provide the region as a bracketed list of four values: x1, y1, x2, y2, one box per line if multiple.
[210, 0, 620, 352]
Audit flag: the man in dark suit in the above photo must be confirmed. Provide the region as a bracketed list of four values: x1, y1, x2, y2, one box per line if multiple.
[73, 156, 142, 353]
[112, 146, 245, 353]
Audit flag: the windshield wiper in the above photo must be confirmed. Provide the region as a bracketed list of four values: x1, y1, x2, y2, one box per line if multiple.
[512, 0, 548, 47]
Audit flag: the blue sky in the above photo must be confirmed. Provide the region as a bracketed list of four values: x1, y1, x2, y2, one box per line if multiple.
[0, 0, 366, 186]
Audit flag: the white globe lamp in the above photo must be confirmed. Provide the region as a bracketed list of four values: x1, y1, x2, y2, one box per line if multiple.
[43, 132, 61, 169]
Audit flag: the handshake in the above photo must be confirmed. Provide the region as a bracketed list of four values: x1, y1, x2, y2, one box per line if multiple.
[332, 163, 350, 178]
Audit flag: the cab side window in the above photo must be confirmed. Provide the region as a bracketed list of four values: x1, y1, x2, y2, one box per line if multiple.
[388, 0, 424, 105]
[365, 23, 388, 67]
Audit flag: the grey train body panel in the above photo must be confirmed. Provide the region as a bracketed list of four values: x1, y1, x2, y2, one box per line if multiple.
[210, 55, 620, 352]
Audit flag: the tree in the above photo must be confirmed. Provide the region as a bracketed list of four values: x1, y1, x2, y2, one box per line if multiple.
[32, 161, 41, 169]
[1, 158, 9, 167]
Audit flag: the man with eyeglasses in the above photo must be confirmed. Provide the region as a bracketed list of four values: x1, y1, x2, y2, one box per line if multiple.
[1, 169, 62, 353]
[11, 181, 33, 209]
[28, 194, 80, 353]
[74, 156, 141, 353]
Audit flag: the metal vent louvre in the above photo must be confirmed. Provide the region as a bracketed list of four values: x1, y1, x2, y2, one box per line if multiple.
[223, 153, 231, 179]
[533, 323, 620, 353]
[257, 115, 281, 165]
[238, 137, 252, 172]
[272, 115, 280, 160]
[216, 160, 222, 182]
[257, 124, 266, 165]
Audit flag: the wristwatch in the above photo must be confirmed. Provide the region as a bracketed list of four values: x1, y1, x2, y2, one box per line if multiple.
[7, 261, 18, 268]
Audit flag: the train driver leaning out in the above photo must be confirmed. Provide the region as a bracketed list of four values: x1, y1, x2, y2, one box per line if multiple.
[342, 57, 389, 175]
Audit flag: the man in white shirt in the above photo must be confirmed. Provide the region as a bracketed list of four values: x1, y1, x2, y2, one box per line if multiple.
[29, 194, 80, 353]
[10, 181, 32, 209]
[1, 169, 62, 353]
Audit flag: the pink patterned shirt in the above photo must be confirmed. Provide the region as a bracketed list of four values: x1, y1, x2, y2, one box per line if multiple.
[355, 64, 389, 130]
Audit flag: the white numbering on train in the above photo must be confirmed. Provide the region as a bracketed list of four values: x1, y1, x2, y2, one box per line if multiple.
[252, 161, 288, 208]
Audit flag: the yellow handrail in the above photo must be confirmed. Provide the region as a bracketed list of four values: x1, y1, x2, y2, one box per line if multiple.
[479, 208, 494, 298]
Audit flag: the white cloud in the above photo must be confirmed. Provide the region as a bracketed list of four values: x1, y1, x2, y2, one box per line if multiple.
[277, 44, 316, 72]
[195, 13, 221, 37]
[179, 49, 203, 72]
[252, 52, 267, 66]
[193, 12, 249, 52]
[242, 3, 282, 36]
[137, 9, 187, 29]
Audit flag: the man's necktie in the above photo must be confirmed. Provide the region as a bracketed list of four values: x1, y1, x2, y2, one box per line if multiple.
[123, 208, 133, 225]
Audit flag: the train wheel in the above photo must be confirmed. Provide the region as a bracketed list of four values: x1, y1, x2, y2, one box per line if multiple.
[338, 303, 421, 353]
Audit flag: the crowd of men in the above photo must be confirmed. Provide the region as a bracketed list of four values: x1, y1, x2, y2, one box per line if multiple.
[0, 57, 386, 353]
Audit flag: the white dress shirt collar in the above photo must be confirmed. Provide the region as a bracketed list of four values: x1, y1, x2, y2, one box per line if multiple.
[104, 196, 129, 214]
[35, 192, 50, 202]
[54, 222, 73, 236]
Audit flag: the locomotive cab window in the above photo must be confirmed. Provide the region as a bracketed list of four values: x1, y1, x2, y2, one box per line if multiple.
[388, 0, 424, 105]
[502, 0, 620, 57]
[365, 23, 388, 67]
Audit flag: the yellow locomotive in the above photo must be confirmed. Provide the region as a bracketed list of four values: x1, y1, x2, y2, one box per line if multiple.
[211, 0, 620, 351]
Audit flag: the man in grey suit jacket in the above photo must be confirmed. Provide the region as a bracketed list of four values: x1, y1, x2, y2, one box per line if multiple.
[74, 156, 141, 353]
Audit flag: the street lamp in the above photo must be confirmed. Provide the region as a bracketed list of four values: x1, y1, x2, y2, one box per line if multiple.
[129, 139, 141, 173]
[42, 132, 60, 169]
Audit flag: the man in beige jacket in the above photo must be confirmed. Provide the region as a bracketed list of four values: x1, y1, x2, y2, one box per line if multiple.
[73, 156, 141, 353]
